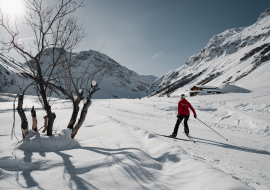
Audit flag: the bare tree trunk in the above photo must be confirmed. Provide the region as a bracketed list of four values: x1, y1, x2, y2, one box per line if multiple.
[42, 116, 48, 133]
[31, 106, 37, 131]
[17, 95, 28, 139]
[71, 98, 91, 139]
[47, 111, 56, 136]
[67, 93, 84, 129]
[37, 67, 56, 136]
[71, 87, 99, 139]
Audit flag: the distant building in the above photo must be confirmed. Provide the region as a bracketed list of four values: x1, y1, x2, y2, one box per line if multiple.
[112, 95, 121, 99]
[189, 85, 222, 96]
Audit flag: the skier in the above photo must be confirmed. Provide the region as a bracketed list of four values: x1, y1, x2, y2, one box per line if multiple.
[170, 94, 197, 138]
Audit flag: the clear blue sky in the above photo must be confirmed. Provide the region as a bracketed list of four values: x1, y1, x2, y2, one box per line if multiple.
[2, 0, 270, 77]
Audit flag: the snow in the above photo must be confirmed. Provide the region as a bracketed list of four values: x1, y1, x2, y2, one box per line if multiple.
[78, 89, 83, 94]
[219, 84, 250, 93]
[18, 129, 78, 152]
[91, 80, 97, 87]
[0, 88, 269, 189]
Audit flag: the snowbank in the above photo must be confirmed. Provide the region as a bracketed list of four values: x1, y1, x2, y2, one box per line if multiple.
[18, 129, 79, 152]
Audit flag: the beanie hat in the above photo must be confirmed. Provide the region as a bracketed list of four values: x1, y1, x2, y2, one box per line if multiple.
[181, 94, 185, 99]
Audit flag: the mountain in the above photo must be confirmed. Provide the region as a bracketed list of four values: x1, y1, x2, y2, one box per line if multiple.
[70, 50, 152, 98]
[149, 7, 270, 97]
[0, 50, 152, 99]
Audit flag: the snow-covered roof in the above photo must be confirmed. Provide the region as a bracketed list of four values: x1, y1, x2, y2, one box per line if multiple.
[192, 85, 218, 89]
[201, 89, 222, 92]
[189, 89, 222, 93]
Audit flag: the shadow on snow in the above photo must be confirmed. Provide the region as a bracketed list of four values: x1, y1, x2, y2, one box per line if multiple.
[193, 137, 270, 155]
[15, 146, 178, 189]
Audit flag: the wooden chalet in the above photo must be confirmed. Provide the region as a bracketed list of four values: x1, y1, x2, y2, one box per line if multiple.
[189, 85, 222, 96]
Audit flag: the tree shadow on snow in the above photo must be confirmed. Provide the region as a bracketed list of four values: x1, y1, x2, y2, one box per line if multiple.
[55, 151, 99, 190]
[193, 137, 270, 155]
[17, 151, 44, 190]
[56, 147, 174, 190]
[81, 147, 171, 189]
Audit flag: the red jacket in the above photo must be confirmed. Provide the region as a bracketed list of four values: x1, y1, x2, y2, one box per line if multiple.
[178, 99, 196, 116]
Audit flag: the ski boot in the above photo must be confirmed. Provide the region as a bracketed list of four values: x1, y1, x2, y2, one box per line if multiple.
[169, 134, 177, 138]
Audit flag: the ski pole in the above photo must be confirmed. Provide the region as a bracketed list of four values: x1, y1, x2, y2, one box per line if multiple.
[197, 118, 228, 141]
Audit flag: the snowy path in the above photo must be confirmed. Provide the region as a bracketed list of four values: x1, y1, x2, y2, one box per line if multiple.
[92, 97, 270, 190]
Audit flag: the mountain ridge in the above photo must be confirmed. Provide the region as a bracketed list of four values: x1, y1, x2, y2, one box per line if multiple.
[149, 7, 270, 97]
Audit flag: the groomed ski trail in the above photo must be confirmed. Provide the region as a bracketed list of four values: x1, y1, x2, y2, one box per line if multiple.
[92, 98, 270, 190]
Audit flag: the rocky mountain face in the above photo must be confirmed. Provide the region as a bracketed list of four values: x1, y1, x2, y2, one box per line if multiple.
[71, 50, 152, 98]
[0, 50, 152, 99]
[149, 7, 270, 97]
[258, 7, 270, 21]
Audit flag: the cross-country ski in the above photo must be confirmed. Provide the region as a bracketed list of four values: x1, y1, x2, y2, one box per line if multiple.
[154, 133, 192, 142]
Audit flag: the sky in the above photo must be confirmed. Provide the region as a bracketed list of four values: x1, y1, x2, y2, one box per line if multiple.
[1, 0, 270, 77]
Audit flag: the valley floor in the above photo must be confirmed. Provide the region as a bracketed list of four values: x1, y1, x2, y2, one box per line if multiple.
[0, 92, 269, 190]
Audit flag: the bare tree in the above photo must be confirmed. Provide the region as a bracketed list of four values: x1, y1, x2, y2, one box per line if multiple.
[56, 51, 115, 139]
[0, 0, 85, 139]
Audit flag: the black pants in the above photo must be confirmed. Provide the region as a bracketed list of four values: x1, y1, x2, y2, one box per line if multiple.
[173, 115, 190, 135]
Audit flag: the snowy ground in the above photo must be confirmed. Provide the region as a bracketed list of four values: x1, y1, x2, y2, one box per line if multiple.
[0, 92, 269, 189]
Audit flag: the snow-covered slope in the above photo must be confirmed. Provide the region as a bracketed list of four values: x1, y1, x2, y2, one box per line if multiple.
[0, 52, 68, 97]
[0, 52, 34, 94]
[150, 7, 270, 96]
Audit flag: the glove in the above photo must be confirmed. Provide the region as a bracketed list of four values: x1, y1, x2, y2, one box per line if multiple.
[177, 115, 181, 119]
[194, 115, 197, 119]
